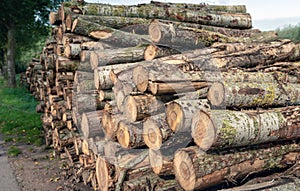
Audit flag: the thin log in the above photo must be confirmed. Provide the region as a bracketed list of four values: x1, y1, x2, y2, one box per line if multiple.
[208, 81, 300, 108]
[144, 44, 180, 61]
[71, 17, 150, 47]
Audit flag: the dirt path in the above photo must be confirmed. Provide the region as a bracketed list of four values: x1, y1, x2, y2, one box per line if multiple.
[0, 134, 90, 191]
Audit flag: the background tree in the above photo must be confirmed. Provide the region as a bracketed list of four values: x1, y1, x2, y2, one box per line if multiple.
[0, 0, 63, 87]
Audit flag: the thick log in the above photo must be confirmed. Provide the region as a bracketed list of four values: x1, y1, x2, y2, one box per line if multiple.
[76, 3, 252, 29]
[117, 120, 144, 148]
[208, 81, 300, 108]
[124, 94, 166, 122]
[149, 1, 247, 13]
[173, 143, 300, 191]
[157, 19, 261, 38]
[166, 99, 210, 132]
[71, 17, 150, 47]
[143, 114, 172, 150]
[148, 20, 234, 49]
[81, 110, 105, 139]
[90, 46, 148, 69]
[191, 106, 300, 151]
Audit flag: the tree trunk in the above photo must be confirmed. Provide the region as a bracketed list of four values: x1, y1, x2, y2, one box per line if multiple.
[7, 23, 16, 87]
[207, 81, 300, 108]
[71, 17, 150, 47]
[166, 99, 210, 132]
[191, 106, 300, 151]
[173, 143, 300, 191]
[144, 44, 180, 61]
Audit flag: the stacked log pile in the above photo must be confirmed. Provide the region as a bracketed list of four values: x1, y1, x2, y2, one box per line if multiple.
[24, 1, 300, 190]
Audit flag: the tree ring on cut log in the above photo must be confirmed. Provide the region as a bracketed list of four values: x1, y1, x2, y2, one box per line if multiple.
[149, 149, 164, 174]
[82, 139, 90, 156]
[96, 157, 109, 191]
[143, 118, 163, 149]
[144, 44, 157, 61]
[191, 110, 216, 151]
[208, 82, 225, 107]
[117, 121, 130, 148]
[90, 31, 113, 39]
[116, 90, 125, 111]
[148, 20, 161, 43]
[94, 69, 100, 90]
[81, 113, 89, 138]
[132, 65, 149, 93]
[174, 150, 196, 191]
[166, 102, 184, 132]
[124, 95, 137, 122]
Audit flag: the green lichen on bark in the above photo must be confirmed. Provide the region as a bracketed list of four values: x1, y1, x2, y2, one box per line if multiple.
[218, 119, 237, 145]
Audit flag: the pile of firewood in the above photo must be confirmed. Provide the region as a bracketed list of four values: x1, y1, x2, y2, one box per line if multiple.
[24, 1, 300, 190]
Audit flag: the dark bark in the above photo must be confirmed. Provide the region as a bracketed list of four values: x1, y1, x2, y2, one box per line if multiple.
[7, 23, 16, 87]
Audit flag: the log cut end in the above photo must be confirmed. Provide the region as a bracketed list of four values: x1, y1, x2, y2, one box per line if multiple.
[116, 120, 130, 148]
[144, 44, 158, 61]
[71, 18, 78, 33]
[132, 65, 149, 93]
[143, 118, 163, 149]
[166, 102, 183, 132]
[82, 139, 90, 156]
[174, 150, 196, 191]
[94, 69, 100, 90]
[191, 110, 216, 151]
[90, 31, 113, 39]
[65, 14, 73, 31]
[207, 82, 225, 107]
[49, 12, 59, 25]
[116, 90, 125, 112]
[96, 157, 109, 191]
[149, 20, 161, 43]
[81, 113, 89, 139]
[90, 52, 99, 70]
[149, 149, 164, 175]
[124, 95, 138, 122]
[64, 44, 72, 58]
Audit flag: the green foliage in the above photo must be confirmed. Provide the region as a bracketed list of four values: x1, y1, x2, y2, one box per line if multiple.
[0, 76, 43, 146]
[276, 24, 300, 42]
[0, 0, 65, 73]
[7, 146, 22, 157]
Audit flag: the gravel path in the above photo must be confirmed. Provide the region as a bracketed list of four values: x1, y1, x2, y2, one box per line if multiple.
[0, 139, 20, 191]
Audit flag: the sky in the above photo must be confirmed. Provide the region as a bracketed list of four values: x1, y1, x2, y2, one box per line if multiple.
[85, 0, 300, 31]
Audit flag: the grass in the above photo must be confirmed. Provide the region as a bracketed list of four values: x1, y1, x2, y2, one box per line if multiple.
[0, 75, 43, 147]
